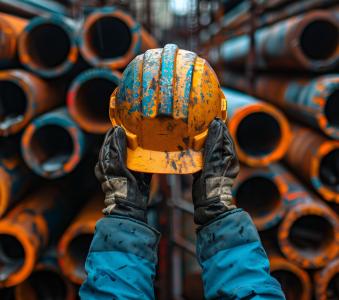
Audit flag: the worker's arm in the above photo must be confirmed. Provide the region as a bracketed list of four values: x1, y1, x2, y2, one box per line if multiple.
[193, 119, 285, 300]
[79, 215, 159, 300]
[197, 209, 285, 299]
[80, 127, 158, 300]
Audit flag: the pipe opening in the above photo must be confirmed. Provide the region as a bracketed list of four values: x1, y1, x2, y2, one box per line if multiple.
[271, 270, 303, 300]
[87, 16, 132, 59]
[319, 149, 339, 193]
[328, 273, 339, 300]
[236, 112, 282, 156]
[0, 81, 27, 131]
[300, 20, 338, 60]
[67, 233, 93, 280]
[325, 90, 339, 129]
[0, 234, 25, 281]
[24, 269, 67, 300]
[235, 176, 281, 219]
[30, 125, 74, 173]
[75, 78, 115, 125]
[288, 214, 334, 254]
[26, 24, 71, 68]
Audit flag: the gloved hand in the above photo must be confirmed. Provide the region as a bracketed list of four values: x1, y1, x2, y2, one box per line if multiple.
[95, 126, 152, 223]
[193, 118, 240, 225]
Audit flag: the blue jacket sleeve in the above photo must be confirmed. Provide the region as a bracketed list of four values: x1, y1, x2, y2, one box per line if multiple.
[79, 215, 160, 300]
[197, 209, 285, 300]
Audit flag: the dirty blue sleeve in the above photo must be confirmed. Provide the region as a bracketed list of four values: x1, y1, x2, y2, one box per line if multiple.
[197, 209, 285, 300]
[80, 215, 160, 300]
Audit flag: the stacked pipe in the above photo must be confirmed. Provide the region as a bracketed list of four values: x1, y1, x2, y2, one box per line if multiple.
[201, 2, 339, 299]
[0, 1, 159, 298]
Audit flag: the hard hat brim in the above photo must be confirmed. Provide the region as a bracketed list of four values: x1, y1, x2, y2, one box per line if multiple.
[126, 147, 203, 174]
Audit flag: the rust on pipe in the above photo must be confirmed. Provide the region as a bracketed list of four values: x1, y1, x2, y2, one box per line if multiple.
[278, 196, 339, 269]
[0, 154, 35, 217]
[67, 68, 121, 134]
[15, 256, 76, 300]
[21, 107, 89, 179]
[0, 70, 62, 136]
[269, 254, 312, 300]
[223, 88, 291, 167]
[58, 193, 103, 284]
[219, 10, 339, 71]
[0, 183, 86, 287]
[79, 7, 158, 69]
[233, 164, 288, 230]
[284, 123, 339, 203]
[315, 258, 339, 300]
[18, 15, 79, 78]
[0, 13, 27, 65]
[220, 71, 339, 139]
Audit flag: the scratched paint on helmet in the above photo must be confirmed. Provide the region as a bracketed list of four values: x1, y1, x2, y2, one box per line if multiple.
[142, 49, 162, 117]
[159, 44, 177, 116]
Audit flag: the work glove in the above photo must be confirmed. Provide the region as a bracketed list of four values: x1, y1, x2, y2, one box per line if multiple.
[193, 118, 240, 225]
[95, 126, 152, 223]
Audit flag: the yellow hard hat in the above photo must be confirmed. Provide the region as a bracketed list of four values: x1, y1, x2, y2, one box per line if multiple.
[109, 44, 226, 174]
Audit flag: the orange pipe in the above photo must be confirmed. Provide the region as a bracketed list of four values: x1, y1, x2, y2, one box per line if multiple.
[233, 164, 288, 231]
[270, 254, 312, 300]
[15, 258, 76, 300]
[0, 69, 62, 136]
[0, 13, 27, 64]
[18, 15, 79, 78]
[315, 258, 339, 300]
[79, 7, 158, 69]
[224, 88, 291, 167]
[0, 184, 85, 287]
[58, 193, 103, 284]
[284, 123, 339, 203]
[278, 197, 339, 269]
[67, 68, 121, 134]
[0, 154, 35, 217]
[220, 71, 339, 139]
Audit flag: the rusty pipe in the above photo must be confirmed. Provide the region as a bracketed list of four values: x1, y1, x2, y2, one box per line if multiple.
[219, 10, 339, 71]
[0, 154, 36, 217]
[0, 180, 91, 287]
[58, 193, 103, 284]
[15, 252, 76, 300]
[278, 190, 339, 269]
[220, 71, 339, 139]
[223, 88, 291, 167]
[0, 13, 27, 66]
[315, 258, 339, 300]
[269, 254, 312, 300]
[0, 70, 62, 136]
[79, 7, 158, 69]
[67, 68, 121, 134]
[233, 164, 288, 231]
[0, 0, 68, 19]
[284, 123, 339, 203]
[21, 107, 90, 179]
[18, 15, 79, 78]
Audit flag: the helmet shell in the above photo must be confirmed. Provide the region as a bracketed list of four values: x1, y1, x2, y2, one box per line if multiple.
[110, 44, 226, 174]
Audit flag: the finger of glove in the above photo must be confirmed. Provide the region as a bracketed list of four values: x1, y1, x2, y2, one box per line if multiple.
[203, 118, 227, 177]
[222, 125, 240, 179]
[98, 127, 116, 175]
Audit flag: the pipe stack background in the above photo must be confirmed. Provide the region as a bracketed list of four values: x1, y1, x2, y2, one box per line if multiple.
[0, 0, 338, 300]
[181, 1, 339, 300]
[0, 1, 160, 299]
